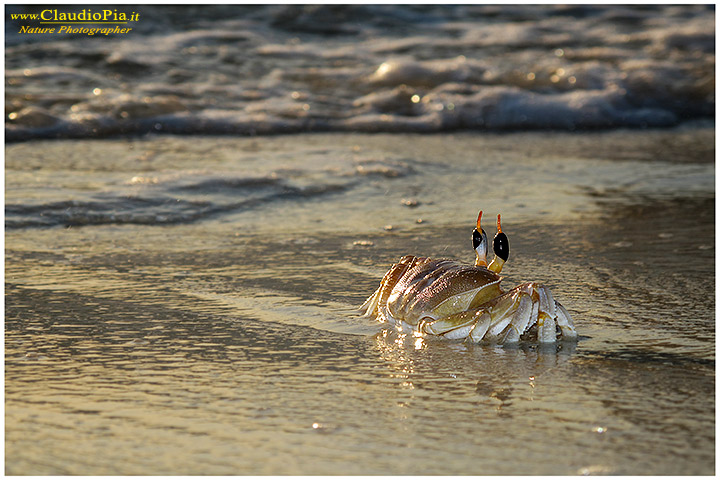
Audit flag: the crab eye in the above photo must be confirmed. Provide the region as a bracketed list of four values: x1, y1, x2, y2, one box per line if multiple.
[493, 231, 509, 262]
[472, 228, 484, 250]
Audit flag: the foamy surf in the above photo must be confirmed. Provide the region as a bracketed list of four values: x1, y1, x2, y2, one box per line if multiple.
[6, 5, 714, 141]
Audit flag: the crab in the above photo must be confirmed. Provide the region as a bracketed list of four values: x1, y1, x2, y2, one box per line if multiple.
[360, 211, 577, 344]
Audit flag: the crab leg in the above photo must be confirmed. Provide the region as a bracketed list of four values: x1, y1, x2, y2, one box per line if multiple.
[469, 312, 493, 342]
[555, 302, 578, 339]
[422, 288, 535, 344]
[359, 285, 382, 317]
[462, 284, 576, 344]
[423, 310, 479, 336]
[528, 301, 539, 332]
[536, 285, 557, 343]
[537, 312, 557, 343]
[487, 312, 514, 340]
[504, 293, 532, 343]
[538, 285, 555, 319]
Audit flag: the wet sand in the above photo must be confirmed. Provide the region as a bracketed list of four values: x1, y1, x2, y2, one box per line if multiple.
[5, 127, 715, 475]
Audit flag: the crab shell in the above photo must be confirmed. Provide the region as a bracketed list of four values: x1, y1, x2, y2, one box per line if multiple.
[360, 255, 577, 344]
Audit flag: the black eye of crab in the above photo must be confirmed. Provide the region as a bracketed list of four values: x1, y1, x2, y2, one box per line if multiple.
[472, 228, 484, 250]
[493, 231, 509, 262]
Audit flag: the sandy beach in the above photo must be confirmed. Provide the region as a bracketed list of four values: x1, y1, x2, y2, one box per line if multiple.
[6, 127, 715, 475]
[5, 4, 715, 476]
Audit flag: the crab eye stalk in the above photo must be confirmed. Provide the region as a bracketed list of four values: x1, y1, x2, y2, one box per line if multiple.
[472, 228, 484, 251]
[488, 214, 509, 273]
[493, 232, 509, 261]
[472, 210, 488, 267]
[493, 214, 509, 261]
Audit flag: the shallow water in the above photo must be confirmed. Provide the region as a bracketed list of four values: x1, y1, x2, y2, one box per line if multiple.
[5, 128, 714, 475]
[6, 4, 714, 140]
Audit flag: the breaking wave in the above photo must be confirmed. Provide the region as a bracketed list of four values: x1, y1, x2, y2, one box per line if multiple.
[6, 5, 714, 141]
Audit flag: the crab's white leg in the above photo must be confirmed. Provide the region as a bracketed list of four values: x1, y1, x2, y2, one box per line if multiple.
[537, 285, 556, 319]
[476, 291, 522, 340]
[503, 323, 520, 343]
[443, 322, 477, 340]
[504, 293, 533, 343]
[381, 304, 399, 326]
[537, 312, 557, 343]
[461, 291, 531, 343]
[527, 300, 539, 332]
[487, 313, 513, 340]
[469, 312, 492, 342]
[359, 286, 382, 317]
[534, 285, 558, 343]
[423, 310, 477, 336]
[555, 301, 578, 339]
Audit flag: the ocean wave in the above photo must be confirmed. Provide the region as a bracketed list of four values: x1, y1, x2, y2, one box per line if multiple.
[6, 5, 715, 141]
[5, 173, 353, 229]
